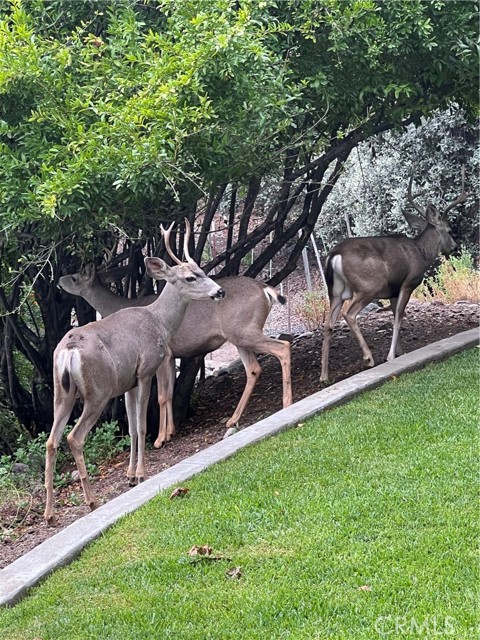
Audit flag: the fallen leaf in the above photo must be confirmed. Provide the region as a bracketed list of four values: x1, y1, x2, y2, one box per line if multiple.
[170, 487, 190, 500]
[358, 585, 372, 591]
[188, 545, 231, 562]
[226, 566, 242, 579]
[188, 545, 213, 557]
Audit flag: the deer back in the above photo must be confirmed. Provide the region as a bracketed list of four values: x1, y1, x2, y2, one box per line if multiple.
[169, 276, 277, 357]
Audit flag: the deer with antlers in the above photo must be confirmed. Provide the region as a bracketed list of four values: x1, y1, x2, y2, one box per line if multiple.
[320, 169, 472, 382]
[58, 263, 292, 449]
[45, 221, 225, 524]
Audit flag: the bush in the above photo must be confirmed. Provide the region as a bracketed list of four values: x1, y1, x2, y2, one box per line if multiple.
[0, 420, 129, 492]
[414, 249, 480, 303]
[295, 290, 329, 331]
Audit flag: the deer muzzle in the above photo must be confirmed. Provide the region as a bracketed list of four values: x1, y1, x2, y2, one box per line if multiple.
[212, 288, 225, 300]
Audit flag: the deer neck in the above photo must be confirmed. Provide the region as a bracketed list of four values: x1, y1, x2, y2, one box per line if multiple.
[86, 282, 124, 317]
[150, 282, 190, 340]
[413, 225, 442, 267]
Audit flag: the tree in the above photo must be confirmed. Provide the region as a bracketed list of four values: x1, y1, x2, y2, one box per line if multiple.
[0, 0, 478, 439]
[316, 106, 479, 252]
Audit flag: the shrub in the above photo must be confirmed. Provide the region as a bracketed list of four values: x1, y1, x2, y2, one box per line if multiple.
[295, 290, 329, 331]
[0, 420, 129, 492]
[414, 249, 480, 303]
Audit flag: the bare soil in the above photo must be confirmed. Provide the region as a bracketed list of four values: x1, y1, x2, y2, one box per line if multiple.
[1, 298, 478, 569]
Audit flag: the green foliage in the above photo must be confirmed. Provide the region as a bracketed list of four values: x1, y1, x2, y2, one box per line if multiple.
[0, 0, 477, 258]
[0, 349, 477, 637]
[316, 107, 479, 252]
[414, 248, 480, 303]
[0, 419, 129, 490]
[295, 289, 329, 331]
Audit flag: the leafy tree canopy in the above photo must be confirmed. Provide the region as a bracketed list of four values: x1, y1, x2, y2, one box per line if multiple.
[0, 0, 477, 264]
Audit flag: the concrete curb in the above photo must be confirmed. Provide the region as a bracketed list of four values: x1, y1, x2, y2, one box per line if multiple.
[1, 327, 478, 607]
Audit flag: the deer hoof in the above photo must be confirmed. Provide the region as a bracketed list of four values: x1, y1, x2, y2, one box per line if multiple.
[44, 512, 57, 527]
[364, 356, 375, 367]
[128, 476, 136, 487]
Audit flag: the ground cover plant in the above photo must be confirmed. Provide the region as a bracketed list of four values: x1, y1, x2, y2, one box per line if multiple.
[0, 348, 478, 639]
[414, 249, 480, 304]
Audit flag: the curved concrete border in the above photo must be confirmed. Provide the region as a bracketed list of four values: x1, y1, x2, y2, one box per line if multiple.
[1, 327, 478, 607]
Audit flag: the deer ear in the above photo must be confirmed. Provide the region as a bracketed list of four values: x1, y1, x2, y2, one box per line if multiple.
[403, 210, 427, 234]
[145, 257, 174, 282]
[83, 263, 97, 283]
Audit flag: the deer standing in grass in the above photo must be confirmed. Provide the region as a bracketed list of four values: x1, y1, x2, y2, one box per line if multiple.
[45, 221, 225, 524]
[59, 266, 292, 448]
[320, 170, 471, 382]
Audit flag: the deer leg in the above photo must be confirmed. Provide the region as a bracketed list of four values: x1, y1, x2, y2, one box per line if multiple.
[66, 401, 106, 512]
[226, 348, 262, 428]
[387, 288, 412, 362]
[154, 354, 176, 448]
[390, 298, 404, 356]
[343, 295, 376, 367]
[125, 387, 138, 485]
[320, 296, 344, 382]
[226, 338, 292, 428]
[252, 336, 292, 407]
[134, 377, 152, 483]
[273, 338, 292, 408]
[44, 386, 77, 525]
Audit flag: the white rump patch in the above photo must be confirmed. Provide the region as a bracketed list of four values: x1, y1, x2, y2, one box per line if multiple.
[330, 255, 352, 300]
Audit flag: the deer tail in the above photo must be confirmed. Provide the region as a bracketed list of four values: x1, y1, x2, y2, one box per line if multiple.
[56, 347, 81, 394]
[263, 285, 286, 306]
[324, 255, 334, 297]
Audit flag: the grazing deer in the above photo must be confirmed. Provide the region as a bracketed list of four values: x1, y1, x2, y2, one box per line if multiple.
[45, 221, 225, 524]
[320, 170, 472, 382]
[59, 268, 292, 448]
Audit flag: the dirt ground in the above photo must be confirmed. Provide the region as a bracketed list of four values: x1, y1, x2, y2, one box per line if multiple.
[0, 297, 478, 569]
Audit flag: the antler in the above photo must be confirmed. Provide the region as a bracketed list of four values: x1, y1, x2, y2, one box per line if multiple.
[182, 218, 194, 263]
[443, 166, 474, 217]
[160, 221, 181, 265]
[406, 170, 427, 217]
[160, 219, 193, 264]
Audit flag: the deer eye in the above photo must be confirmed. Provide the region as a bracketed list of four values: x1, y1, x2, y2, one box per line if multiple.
[185, 276, 196, 283]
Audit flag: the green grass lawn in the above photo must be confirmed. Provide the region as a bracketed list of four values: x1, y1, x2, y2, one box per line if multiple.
[1, 349, 478, 639]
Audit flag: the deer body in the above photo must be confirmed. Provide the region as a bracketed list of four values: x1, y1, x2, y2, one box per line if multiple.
[59, 270, 292, 447]
[45, 225, 225, 524]
[320, 197, 461, 382]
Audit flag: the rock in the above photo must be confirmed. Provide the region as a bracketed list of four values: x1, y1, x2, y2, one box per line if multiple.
[71, 470, 80, 482]
[359, 302, 382, 315]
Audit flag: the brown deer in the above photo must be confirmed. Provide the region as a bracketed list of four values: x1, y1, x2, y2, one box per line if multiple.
[58, 265, 292, 448]
[45, 221, 225, 524]
[320, 170, 472, 382]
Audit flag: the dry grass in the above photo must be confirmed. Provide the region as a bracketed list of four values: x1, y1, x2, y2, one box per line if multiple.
[414, 251, 480, 304]
[294, 289, 329, 330]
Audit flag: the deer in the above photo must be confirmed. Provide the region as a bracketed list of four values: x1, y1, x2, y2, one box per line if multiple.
[58, 265, 292, 449]
[44, 221, 225, 524]
[320, 170, 472, 382]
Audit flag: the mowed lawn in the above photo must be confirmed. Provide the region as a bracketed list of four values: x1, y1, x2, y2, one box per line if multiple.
[1, 349, 478, 639]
